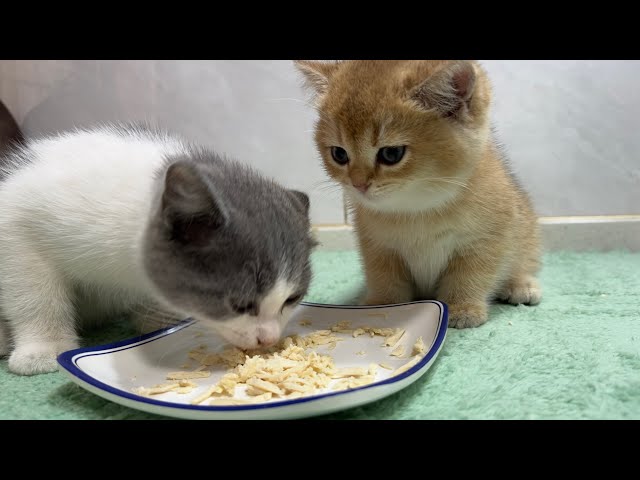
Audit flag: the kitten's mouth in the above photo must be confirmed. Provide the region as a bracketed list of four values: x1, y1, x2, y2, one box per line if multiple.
[207, 318, 284, 350]
[220, 331, 280, 350]
[347, 184, 373, 198]
[347, 184, 385, 202]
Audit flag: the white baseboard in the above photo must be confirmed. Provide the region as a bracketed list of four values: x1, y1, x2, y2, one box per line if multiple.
[538, 216, 640, 252]
[312, 216, 640, 252]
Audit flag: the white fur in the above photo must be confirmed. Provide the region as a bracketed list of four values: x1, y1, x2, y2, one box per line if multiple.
[396, 230, 455, 298]
[211, 277, 297, 350]
[0, 127, 188, 375]
[346, 178, 464, 214]
[359, 213, 458, 298]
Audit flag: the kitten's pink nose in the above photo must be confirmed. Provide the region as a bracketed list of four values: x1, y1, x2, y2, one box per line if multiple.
[257, 324, 281, 347]
[352, 181, 371, 193]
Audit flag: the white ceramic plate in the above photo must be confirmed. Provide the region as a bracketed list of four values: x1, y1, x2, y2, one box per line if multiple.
[58, 301, 448, 420]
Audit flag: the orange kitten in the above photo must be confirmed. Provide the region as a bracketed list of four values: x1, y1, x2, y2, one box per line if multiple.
[295, 60, 541, 328]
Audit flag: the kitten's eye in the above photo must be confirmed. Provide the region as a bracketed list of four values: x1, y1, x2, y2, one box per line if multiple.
[377, 146, 406, 166]
[232, 302, 257, 316]
[330, 146, 349, 165]
[285, 294, 302, 306]
[280, 294, 302, 313]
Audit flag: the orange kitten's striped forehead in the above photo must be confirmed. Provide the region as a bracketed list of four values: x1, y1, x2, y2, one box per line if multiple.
[300, 60, 486, 154]
[300, 60, 453, 110]
[295, 59, 490, 125]
[313, 61, 437, 139]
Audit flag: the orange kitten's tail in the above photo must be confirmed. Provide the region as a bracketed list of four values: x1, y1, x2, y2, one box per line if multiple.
[0, 100, 23, 151]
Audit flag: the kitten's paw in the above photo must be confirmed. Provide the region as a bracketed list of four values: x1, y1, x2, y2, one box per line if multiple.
[498, 276, 542, 306]
[447, 303, 488, 329]
[8, 340, 79, 375]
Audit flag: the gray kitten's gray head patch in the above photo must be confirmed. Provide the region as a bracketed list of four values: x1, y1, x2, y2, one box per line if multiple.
[143, 151, 315, 349]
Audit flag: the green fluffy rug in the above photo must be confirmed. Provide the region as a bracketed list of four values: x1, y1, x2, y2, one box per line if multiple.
[1, 251, 639, 420]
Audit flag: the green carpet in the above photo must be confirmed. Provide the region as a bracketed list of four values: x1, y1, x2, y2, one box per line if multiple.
[1, 251, 639, 420]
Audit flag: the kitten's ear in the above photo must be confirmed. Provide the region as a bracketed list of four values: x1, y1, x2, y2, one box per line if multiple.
[289, 189, 318, 248]
[289, 189, 310, 215]
[294, 60, 339, 98]
[162, 161, 227, 245]
[411, 61, 477, 120]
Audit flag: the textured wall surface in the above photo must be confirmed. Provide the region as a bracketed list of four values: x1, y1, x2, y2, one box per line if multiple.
[483, 60, 640, 216]
[1, 60, 638, 223]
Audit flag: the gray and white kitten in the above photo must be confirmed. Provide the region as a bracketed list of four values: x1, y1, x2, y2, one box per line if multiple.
[0, 124, 315, 376]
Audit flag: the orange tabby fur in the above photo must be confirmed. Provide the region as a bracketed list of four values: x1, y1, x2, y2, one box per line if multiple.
[295, 60, 541, 328]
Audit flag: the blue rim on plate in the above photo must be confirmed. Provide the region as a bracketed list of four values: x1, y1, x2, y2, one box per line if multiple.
[57, 300, 448, 412]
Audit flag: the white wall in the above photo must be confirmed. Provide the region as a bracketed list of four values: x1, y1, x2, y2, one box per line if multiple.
[483, 60, 640, 216]
[1, 60, 638, 225]
[0, 60, 344, 224]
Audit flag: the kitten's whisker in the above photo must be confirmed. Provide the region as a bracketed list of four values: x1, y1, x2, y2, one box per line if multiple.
[311, 180, 343, 196]
[312, 179, 337, 188]
[412, 177, 471, 191]
[313, 184, 342, 195]
[129, 302, 183, 335]
[429, 176, 470, 183]
[262, 97, 315, 109]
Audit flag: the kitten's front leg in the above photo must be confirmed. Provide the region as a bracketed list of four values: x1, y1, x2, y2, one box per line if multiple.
[359, 240, 414, 305]
[0, 251, 79, 375]
[436, 247, 503, 328]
